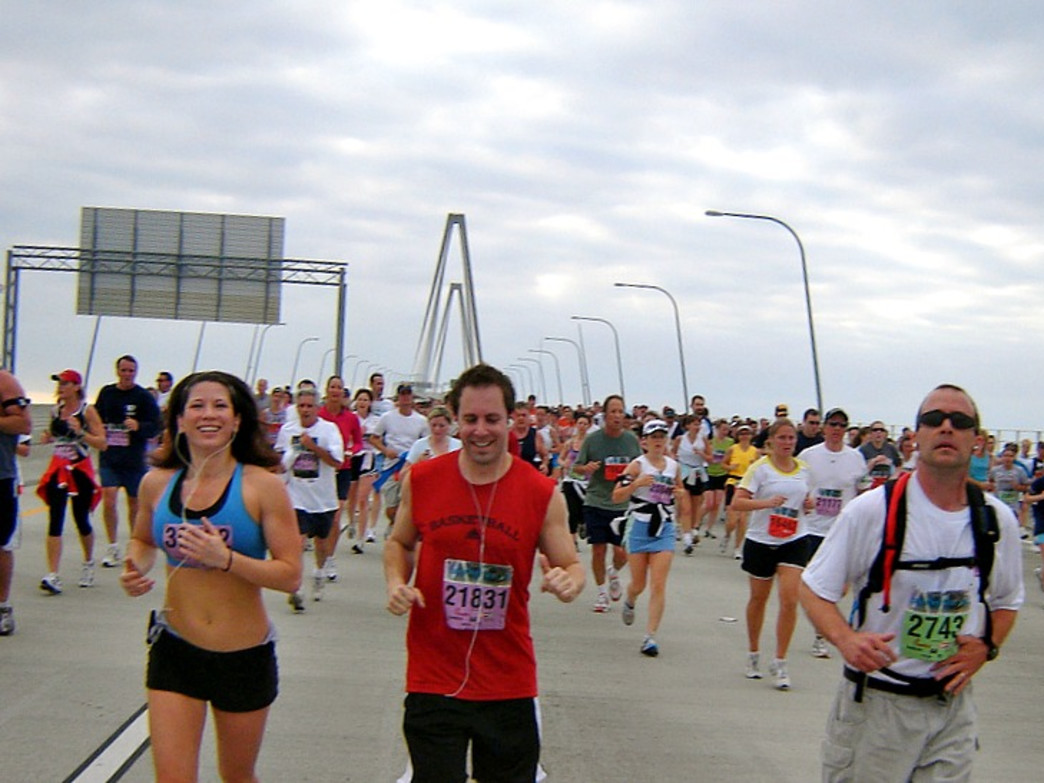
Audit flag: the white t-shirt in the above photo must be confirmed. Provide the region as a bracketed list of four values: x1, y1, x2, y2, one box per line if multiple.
[801, 443, 868, 537]
[803, 475, 1024, 681]
[276, 418, 344, 512]
[374, 409, 429, 456]
[738, 456, 810, 545]
[405, 436, 462, 464]
[676, 430, 708, 469]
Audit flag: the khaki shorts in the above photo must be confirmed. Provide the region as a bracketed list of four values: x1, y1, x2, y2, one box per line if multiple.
[822, 679, 976, 782]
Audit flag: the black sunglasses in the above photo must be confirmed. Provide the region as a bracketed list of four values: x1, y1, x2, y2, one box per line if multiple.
[917, 409, 977, 431]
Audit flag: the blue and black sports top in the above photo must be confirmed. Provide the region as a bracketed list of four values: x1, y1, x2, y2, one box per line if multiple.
[152, 464, 267, 567]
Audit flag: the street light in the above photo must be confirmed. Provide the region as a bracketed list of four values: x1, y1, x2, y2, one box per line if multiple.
[518, 357, 547, 403]
[705, 210, 823, 413]
[571, 315, 625, 398]
[504, 367, 526, 397]
[529, 349, 563, 405]
[251, 323, 284, 385]
[291, 337, 319, 389]
[317, 348, 336, 384]
[614, 283, 688, 410]
[509, 363, 535, 398]
[349, 358, 369, 389]
[544, 337, 590, 405]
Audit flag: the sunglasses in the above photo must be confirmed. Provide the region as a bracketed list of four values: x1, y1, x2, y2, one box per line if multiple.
[917, 409, 977, 431]
[824, 420, 847, 428]
[871, 427, 888, 434]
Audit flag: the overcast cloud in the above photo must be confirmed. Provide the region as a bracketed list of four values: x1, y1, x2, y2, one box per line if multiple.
[2, 2, 1042, 432]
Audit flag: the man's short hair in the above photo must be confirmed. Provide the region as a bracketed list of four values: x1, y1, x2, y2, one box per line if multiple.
[446, 363, 515, 417]
[603, 394, 625, 411]
[115, 354, 137, 369]
[802, 408, 819, 421]
[296, 387, 318, 401]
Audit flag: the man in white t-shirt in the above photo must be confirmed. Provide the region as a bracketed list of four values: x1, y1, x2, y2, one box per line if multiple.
[369, 384, 429, 528]
[800, 384, 1023, 781]
[800, 407, 868, 658]
[277, 387, 344, 609]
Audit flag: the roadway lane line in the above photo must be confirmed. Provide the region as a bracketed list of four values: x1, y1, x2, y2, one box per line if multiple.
[63, 703, 150, 783]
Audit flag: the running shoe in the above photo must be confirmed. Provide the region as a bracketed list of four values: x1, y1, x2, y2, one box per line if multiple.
[288, 592, 305, 613]
[1035, 566, 1043, 593]
[703, 529, 716, 539]
[592, 593, 611, 613]
[640, 636, 659, 657]
[770, 658, 790, 690]
[734, 551, 743, 560]
[324, 557, 340, 583]
[79, 560, 96, 588]
[608, 570, 622, 602]
[0, 606, 14, 636]
[304, 538, 314, 552]
[683, 543, 694, 556]
[351, 543, 364, 555]
[745, 652, 762, 679]
[312, 570, 325, 602]
[40, 573, 63, 595]
[719, 536, 729, 554]
[811, 635, 831, 659]
[622, 601, 635, 626]
[365, 531, 377, 543]
[101, 543, 121, 568]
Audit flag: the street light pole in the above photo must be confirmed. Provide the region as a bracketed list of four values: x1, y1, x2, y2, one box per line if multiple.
[545, 337, 589, 406]
[291, 337, 319, 389]
[571, 315, 625, 398]
[614, 283, 688, 410]
[518, 358, 547, 403]
[507, 364, 534, 398]
[705, 210, 823, 413]
[529, 349, 563, 405]
[251, 323, 283, 385]
[317, 348, 336, 384]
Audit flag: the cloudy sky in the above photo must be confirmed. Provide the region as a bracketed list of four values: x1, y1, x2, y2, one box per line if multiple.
[2, 2, 1042, 433]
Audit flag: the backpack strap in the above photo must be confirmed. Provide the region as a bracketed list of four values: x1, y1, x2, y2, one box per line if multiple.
[965, 482, 999, 649]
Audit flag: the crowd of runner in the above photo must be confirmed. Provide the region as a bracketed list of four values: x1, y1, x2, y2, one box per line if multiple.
[0, 357, 1039, 780]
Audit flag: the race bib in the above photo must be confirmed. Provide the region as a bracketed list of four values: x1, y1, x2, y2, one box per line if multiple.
[998, 489, 1019, 507]
[900, 589, 970, 662]
[647, 474, 675, 505]
[106, 426, 130, 448]
[161, 522, 233, 567]
[442, 558, 513, 631]
[603, 456, 629, 481]
[767, 506, 799, 538]
[54, 443, 80, 461]
[814, 488, 843, 518]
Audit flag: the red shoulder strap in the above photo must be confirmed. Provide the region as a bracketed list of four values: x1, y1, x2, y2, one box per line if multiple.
[881, 470, 912, 611]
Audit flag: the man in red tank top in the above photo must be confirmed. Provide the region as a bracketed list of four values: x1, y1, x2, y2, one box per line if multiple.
[384, 363, 584, 783]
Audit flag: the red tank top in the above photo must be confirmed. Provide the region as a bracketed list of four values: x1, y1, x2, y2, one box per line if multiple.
[406, 453, 555, 700]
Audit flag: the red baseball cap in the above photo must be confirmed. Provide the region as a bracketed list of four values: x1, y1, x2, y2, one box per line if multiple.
[51, 369, 83, 385]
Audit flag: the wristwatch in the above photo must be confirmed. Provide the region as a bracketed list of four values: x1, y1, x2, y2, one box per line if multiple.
[984, 639, 999, 661]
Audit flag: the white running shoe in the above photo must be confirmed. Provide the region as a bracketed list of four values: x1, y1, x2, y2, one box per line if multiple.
[0, 606, 14, 635]
[365, 531, 377, 543]
[811, 635, 831, 659]
[745, 651, 762, 679]
[592, 593, 611, 613]
[288, 592, 305, 613]
[607, 569, 622, 602]
[324, 557, 340, 583]
[622, 601, 635, 626]
[312, 570, 325, 602]
[770, 658, 791, 690]
[79, 561, 96, 588]
[40, 573, 63, 595]
[101, 543, 121, 568]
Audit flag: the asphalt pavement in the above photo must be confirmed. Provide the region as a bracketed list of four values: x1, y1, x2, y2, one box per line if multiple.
[2, 438, 1042, 781]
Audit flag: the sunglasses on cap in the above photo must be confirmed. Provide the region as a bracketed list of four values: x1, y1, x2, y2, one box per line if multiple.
[916, 409, 977, 431]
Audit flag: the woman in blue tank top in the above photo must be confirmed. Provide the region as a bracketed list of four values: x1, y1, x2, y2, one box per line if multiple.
[120, 371, 301, 782]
